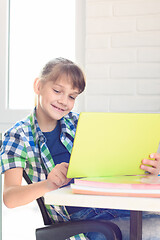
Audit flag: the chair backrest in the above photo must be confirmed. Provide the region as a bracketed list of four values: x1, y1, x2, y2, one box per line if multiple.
[0, 133, 2, 149]
[23, 170, 52, 226]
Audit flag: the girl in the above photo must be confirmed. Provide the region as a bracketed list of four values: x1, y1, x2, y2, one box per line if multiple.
[1, 57, 160, 240]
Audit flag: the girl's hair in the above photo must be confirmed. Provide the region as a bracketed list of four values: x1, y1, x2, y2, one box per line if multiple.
[39, 57, 86, 93]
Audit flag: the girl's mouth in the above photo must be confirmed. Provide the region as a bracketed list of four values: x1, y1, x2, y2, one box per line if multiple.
[52, 104, 65, 112]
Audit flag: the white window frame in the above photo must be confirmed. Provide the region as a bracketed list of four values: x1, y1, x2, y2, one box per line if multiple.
[0, 0, 85, 133]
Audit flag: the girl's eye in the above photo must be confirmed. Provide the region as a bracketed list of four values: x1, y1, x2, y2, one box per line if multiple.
[69, 96, 75, 100]
[53, 89, 60, 93]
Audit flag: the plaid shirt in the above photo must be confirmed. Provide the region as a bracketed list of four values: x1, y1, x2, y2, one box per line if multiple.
[0, 108, 87, 240]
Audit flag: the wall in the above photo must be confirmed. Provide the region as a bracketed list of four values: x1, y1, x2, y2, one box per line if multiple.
[85, 0, 160, 113]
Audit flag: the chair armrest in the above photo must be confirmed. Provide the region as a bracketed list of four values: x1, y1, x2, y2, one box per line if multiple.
[36, 220, 122, 240]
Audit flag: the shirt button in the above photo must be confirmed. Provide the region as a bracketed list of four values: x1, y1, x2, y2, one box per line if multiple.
[40, 136, 45, 142]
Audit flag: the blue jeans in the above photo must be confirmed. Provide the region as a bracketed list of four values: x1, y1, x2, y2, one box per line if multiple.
[69, 208, 160, 240]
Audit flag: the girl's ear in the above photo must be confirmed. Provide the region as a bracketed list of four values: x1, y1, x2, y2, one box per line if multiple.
[33, 78, 41, 95]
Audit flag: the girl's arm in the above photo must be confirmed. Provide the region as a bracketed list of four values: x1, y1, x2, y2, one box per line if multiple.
[140, 153, 160, 175]
[3, 162, 71, 208]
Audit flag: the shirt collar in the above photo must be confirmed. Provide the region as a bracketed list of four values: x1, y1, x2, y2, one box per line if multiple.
[29, 108, 75, 144]
[29, 108, 46, 144]
[60, 112, 76, 139]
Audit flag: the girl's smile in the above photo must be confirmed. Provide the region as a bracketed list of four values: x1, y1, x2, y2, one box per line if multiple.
[51, 104, 66, 112]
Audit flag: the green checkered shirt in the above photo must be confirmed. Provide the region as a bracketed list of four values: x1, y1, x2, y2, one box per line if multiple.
[0, 108, 87, 240]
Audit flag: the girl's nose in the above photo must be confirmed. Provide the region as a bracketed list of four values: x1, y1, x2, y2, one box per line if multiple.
[58, 95, 68, 106]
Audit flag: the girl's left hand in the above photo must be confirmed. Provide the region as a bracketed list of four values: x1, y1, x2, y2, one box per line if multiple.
[140, 153, 160, 175]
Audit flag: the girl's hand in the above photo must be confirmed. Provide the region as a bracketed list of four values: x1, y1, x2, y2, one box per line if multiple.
[140, 153, 160, 175]
[47, 162, 72, 190]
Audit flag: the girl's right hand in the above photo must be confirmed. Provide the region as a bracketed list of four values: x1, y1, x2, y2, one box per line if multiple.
[47, 162, 72, 190]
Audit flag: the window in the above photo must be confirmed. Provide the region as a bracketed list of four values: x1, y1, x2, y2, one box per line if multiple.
[0, 0, 85, 132]
[9, 0, 75, 109]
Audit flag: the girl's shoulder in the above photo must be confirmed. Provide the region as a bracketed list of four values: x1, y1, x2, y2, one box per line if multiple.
[4, 114, 32, 137]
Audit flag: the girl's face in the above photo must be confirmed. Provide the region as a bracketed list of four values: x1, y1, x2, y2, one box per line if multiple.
[34, 76, 79, 131]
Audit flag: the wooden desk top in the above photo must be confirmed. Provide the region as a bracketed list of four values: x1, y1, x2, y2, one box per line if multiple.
[44, 186, 160, 212]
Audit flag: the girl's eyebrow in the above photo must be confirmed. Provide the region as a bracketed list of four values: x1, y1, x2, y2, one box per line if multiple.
[71, 92, 79, 96]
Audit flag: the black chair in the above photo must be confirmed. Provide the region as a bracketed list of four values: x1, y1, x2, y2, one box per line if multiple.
[23, 170, 122, 240]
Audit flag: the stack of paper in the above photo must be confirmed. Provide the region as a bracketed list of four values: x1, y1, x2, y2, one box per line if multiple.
[71, 175, 160, 198]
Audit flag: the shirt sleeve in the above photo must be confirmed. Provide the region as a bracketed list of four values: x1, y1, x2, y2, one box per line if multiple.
[0, 129, 27, 174]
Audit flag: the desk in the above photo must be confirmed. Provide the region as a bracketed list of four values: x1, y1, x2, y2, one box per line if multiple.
[44, 186, 160, 240]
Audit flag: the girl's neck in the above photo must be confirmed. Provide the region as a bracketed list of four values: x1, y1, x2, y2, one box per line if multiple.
[36, 107, 57, 132]
[40, 121, 58, 132]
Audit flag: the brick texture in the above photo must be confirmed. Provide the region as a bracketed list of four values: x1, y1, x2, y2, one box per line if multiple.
[85, 0, 160, 113]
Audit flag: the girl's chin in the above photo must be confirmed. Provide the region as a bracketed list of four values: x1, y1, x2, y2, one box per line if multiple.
[50, 110, 69, 120]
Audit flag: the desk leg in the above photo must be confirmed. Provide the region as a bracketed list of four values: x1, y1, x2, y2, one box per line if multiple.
[130, 210, 142, 240]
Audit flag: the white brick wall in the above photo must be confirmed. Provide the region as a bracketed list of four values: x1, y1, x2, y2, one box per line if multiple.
[85, 0, 160, 112]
